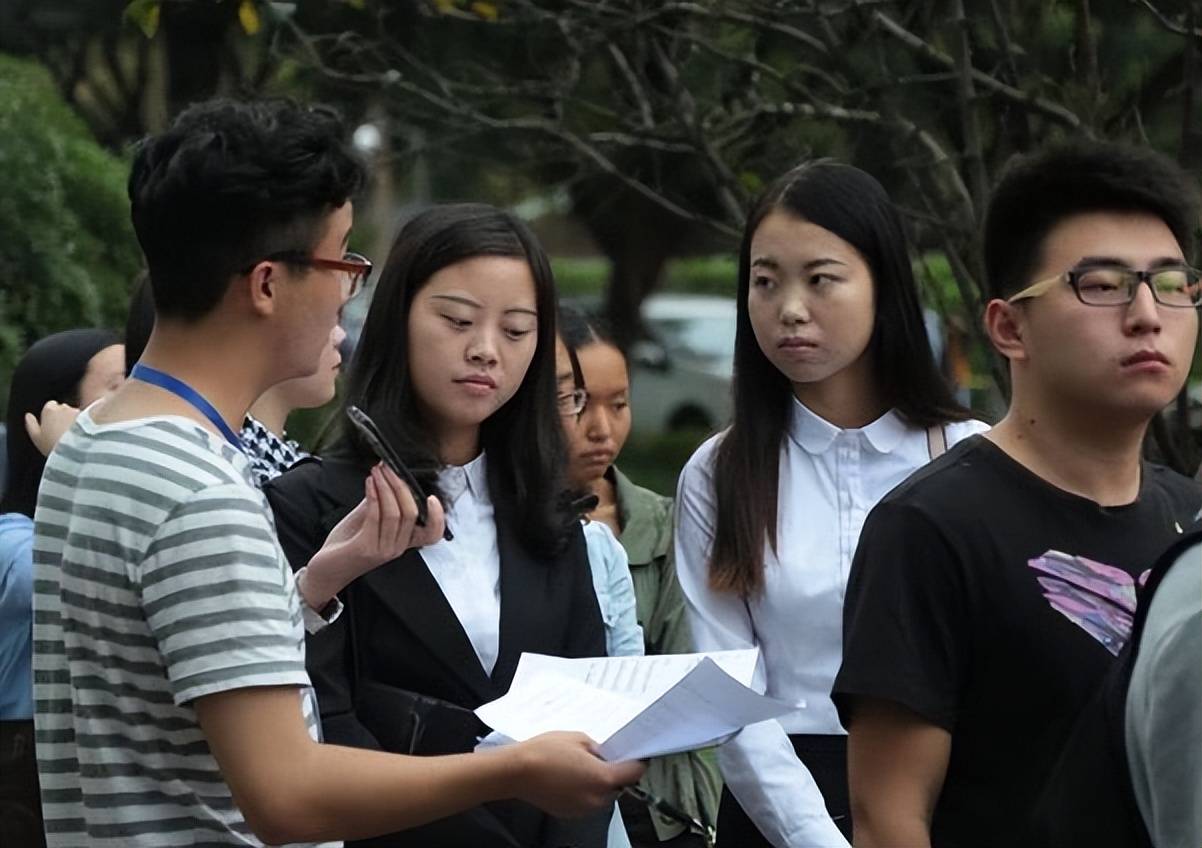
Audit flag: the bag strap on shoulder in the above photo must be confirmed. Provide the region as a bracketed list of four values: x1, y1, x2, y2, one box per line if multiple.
[926, 424, 948, 460]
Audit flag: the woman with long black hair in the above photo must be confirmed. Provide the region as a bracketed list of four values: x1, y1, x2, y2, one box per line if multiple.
[674, 162, 988, 846]
[265, 203, 610, 848]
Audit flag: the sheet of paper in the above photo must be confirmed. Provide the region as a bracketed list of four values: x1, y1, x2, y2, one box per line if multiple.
[471, 668, 649, 740]
[598, 657, 793, 761]
[475, 649, 794, 761]
[474, 672, 641, 743]
[510, 649, 759, 697]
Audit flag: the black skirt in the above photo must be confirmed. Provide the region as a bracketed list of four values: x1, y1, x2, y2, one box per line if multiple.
[715, 734, 850, 845]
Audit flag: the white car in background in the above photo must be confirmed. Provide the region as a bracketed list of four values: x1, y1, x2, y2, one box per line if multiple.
[626, 294, 735, 435]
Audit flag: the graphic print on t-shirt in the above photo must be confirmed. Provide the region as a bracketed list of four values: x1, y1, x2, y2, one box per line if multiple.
[1028, 550, 1151, 656]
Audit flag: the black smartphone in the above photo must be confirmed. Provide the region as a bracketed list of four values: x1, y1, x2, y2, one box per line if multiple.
[345, 404, 431, 528]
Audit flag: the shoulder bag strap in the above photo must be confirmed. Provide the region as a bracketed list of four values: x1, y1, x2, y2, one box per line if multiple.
[926, 424, 948, 460]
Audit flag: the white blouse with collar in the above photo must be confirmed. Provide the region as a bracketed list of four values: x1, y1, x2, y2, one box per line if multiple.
[674, 398, 988, 847]
[420, 451, 502, 676]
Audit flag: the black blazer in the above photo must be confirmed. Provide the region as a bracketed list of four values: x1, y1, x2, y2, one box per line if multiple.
[265, 456, 609, 848]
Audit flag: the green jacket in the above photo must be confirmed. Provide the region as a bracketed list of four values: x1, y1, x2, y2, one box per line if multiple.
[613, 467, 722, 840]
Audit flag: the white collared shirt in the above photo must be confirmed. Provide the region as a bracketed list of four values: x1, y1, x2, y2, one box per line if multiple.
[421, 452, 502, 676]
[675, 398, 988, 847]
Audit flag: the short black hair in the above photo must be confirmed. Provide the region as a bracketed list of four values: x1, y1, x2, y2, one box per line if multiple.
[983, 140, 1200, 300]
[128, 98, 366, 321]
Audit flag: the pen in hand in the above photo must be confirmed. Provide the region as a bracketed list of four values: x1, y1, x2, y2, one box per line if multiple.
[621, 785, 716, 848]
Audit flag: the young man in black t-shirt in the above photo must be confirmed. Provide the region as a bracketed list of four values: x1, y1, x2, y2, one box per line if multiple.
[832, 142, 1202, 848]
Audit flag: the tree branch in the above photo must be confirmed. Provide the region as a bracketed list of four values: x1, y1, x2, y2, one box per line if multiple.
[648, 37, 748, 224]
[1075, 0, 1101, 124]
[652, 22, 848, 99]
[606, 42, 654, 129]
[601, 1, 830, 55]
[987, 0, 1024, 85]
[871, 9, 1086, 129]
[1179, 1, 1202, 171]
[1135, 0, 1202, 38]
[950, 0, 989, 222]
[280, 17, 740, 238]
[907, 171, 1009, 398]
[987, 0, 1032, 146]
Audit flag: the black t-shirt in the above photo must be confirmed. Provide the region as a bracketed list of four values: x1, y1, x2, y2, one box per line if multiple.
[832, 435, 1201, 848]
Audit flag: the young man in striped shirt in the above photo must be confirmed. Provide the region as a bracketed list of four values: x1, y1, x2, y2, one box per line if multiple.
[31, 99, 642, 847]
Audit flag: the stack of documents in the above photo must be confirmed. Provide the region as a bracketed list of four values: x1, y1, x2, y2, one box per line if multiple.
[475, 649, 796, 761]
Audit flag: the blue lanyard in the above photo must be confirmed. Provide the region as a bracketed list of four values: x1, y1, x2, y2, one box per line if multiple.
[130, 363, 244, 452]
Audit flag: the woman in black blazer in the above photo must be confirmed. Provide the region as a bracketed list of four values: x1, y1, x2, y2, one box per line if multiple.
[266, 204, 609, 848]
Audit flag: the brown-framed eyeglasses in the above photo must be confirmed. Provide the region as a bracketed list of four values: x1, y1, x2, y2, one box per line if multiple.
[245, 250, 373, 299]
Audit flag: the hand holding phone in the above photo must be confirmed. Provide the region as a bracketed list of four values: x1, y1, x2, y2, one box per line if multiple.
[304, 462, 448, 606]
[346, 405, 431, 526]
[302, 406, 448, 605]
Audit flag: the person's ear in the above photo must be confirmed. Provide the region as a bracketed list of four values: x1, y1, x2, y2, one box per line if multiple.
[243, 261, 281, 317]
[983, 298, 1028, 362]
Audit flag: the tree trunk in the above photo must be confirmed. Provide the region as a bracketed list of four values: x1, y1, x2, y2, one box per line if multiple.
[570, 170, 697, 351]
[602, 245, 672, 351]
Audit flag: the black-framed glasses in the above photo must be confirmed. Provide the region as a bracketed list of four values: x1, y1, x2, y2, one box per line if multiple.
[1008, 262, 1202, 309]
[244, 250, 373, 299]
[557, 387, 588, 417]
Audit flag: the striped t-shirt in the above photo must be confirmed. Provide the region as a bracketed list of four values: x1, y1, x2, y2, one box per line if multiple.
[32, 411, 337, 847]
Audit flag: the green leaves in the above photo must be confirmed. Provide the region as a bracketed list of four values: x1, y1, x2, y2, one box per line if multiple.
[124, 0, 161, 38]
[124, 0, 266, 38]
[433, 0, 500, 21]
[0, 54, 140, 412]
[238, 0, 262, 35]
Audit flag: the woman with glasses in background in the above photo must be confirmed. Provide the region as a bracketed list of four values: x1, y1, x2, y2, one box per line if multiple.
[554, 327, 641, 848]
[557, 305, 722, 848]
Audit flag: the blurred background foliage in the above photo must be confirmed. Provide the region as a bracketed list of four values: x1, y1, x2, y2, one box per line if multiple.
[0, 52, 141, 412]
